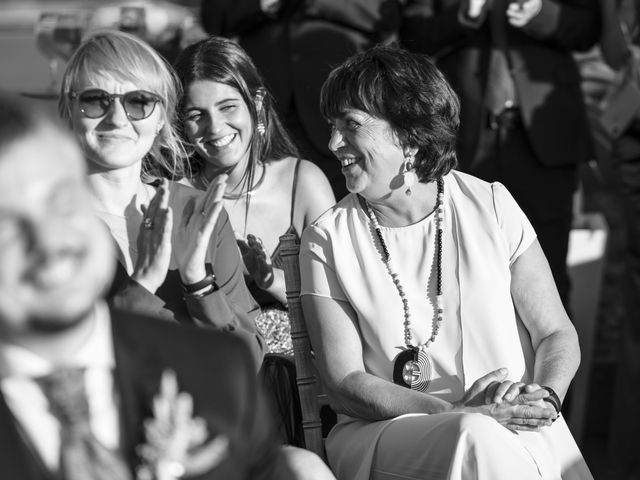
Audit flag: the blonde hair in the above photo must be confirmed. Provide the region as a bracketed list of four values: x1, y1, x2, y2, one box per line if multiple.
[58, 29, 189, 181]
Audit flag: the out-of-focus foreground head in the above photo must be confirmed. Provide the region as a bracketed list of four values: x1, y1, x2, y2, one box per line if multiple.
[0, 94, 115, 339]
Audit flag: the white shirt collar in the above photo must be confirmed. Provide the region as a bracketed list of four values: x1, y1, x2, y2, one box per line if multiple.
[0, 301, 115, 379]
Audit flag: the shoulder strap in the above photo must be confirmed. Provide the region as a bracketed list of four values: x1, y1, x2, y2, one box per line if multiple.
[289, 158, 302, 226]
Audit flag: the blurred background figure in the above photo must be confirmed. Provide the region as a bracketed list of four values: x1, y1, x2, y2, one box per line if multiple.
[13, 1, 206, 99]
[32, 10, 85, 97]
[200, 0, 403, 200]
[576, 0, 640, 477]
[85, 0, 207, 62]
[400, 0, 600, 310]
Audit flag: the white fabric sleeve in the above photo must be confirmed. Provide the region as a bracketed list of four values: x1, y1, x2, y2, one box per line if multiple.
[491, 182, 537, 267]
[299, 224, 349, 302]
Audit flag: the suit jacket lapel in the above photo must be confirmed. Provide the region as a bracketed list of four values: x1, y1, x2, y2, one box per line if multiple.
[0, 393, 55, 480]
[111, 310, 162, 472]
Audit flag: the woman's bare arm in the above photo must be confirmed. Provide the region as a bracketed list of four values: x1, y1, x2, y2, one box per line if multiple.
[510, 239, 581, 401]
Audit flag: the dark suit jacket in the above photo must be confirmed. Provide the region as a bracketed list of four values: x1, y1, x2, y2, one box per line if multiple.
[401, 0, 600, 169]
[0, 308, 288, 480]
[201, 0, 402, 160]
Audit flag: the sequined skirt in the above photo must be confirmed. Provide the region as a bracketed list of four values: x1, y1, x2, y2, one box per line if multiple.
[255, 303, 293, 355]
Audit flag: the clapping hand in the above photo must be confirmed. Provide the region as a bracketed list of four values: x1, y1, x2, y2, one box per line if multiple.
[173, 174, 228, 285]
[237, 234, 274, 290]
[452, 368, 557, 432]
[132, 179, 173, 293]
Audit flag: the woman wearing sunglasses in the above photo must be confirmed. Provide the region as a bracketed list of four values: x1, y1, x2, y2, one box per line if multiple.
[57, 30, 265, 366]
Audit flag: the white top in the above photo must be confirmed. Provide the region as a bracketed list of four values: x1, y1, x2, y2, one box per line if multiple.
[0, 302, 119, 470]
[300, 170, 536, 398]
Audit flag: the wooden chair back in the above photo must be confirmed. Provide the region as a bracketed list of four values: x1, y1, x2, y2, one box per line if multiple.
[279, 232, 327, 459]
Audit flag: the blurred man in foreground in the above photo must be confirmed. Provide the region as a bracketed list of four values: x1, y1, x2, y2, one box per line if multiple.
[0, 93, 292, 480]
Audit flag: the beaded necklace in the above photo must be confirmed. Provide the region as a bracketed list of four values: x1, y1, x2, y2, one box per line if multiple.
[365, 178, 444, 392]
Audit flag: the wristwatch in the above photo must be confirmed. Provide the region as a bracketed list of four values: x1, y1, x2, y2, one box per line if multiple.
[541, 386, 562, 416]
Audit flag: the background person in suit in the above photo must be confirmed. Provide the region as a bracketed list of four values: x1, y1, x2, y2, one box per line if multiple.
[579, 0, 640, 476]
[200, 0, 404, 200]
[0, 93, 293, 480]
[400, 0, 600, 308]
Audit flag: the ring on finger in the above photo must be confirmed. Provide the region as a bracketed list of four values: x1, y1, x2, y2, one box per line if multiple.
[143, 217, 154, 230]
[201, 209, 206, 216]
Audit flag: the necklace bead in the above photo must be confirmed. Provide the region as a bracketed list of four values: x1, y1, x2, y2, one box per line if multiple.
[365, 178, 445, 351]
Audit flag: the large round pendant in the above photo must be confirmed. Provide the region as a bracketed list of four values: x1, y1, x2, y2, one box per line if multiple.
[392, 348, 432, 392]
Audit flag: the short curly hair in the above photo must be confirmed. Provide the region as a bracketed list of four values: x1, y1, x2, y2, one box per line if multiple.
[320, 43, 459, 182]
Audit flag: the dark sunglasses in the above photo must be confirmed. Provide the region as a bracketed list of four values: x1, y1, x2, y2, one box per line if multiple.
[70, 89, 163, 120]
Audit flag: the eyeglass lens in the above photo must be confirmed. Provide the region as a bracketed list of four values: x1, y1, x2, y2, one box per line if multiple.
[78, 89, 160, 120]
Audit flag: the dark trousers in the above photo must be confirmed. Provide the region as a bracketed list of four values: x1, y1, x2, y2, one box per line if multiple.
[461, 109, 577, 308]
[608, 144, 640, 478]
[613, 151, 640, 341]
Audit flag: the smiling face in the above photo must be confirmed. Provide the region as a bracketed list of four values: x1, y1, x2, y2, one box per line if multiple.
[69, 72, 165, 174]
[182, 80, 254, 175]
[0, 125, 115, 338]
[328, 108, 405, 200]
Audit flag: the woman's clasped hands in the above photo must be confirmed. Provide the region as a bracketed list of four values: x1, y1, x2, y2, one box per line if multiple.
[451, 368, 557, 432]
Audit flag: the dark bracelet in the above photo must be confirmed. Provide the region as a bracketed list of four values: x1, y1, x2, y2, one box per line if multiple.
[541, 386, 562, 415]
[182, 272, 217, 294]
[183, 283, 218, 299]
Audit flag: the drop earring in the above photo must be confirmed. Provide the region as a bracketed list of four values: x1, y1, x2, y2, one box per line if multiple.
[255, 88, 266, 135]
[403, 158, 418, 196]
